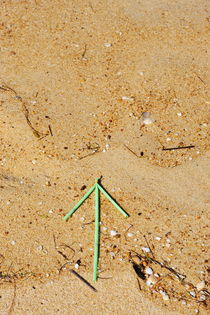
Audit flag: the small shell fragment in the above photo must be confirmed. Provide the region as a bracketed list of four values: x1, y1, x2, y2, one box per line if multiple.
[127, 232, 134, 237]
[159, 290, 170, 301]
[110, 230, 118, 237]
[146, 275, 158, 287]
[145, 266, 153, 275]
[141, 247, 151, 253]
[196, 281, 205, 291]
[141, 112, 154, 125]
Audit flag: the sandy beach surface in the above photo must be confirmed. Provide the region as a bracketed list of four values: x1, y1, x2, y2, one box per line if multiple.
[0, 0, 209, 314]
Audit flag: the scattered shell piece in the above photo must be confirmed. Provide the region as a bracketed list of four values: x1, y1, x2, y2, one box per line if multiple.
[196, 281, 205, 291]
[141, 112, 154, 125]
[109, 252, 115, 257]
[166, 238, 171, 243]
[103, 227, 108, 231]
[166, 137, 171, 141]
[74, 263, 79, 269]
[189, 291, 196, 297]
[155, 236, 161, 241]
[138, 71, 144, 76]
[199, 295, 206, 302]
[110, 230, 118, 237]
[181, 300, 187, 305]
[31, 160, 36, 164]
[37, 245, 43, 251]
[141, 247, 150, 253]
[127, 232, 134, 237]
[48, 209, 53, 214]
[145, 266, 153, 275]
[11, 240, 16, 245]
[189, 157, 193, 161]
[166, 243, 170, 248]
[177, 112, 182, 117]
[122, 96, 134, 101]
[105, 144, 110, 150]
[146, 275, 158, 287]
[159, 290, 170, 301]
[104, 43, 112, 47]
[6, 201, 11, 205]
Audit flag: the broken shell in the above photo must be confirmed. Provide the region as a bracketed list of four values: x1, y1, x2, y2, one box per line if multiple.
[145, 266, 153, 275]
[110, 230, 118, 237]
[141, 247, 151, 253]
[141, 112, 154, 125]
[146, 275, 158, 287]
[159, 290, 170, 301]
[196, 281, 205, 291]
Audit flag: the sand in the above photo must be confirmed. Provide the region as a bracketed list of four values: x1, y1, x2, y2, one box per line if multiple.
[0, 0, 209, 314]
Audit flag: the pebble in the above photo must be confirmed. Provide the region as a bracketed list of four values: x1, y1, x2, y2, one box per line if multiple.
[196, 281, 205, 291]
[141, 247, 150, 253]
[110, 230, 118, 237]
[145, 266, 153, 275]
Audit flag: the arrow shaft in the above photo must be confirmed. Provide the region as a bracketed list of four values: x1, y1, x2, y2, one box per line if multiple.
[64, 184, 96, 221]
[98, 184, 129, 218]
[93, 183, 100, 281]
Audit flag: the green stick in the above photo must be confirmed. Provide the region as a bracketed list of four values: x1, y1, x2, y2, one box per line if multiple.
[93, 183, 100, 281]
[63, 183, 96, 221]
[98, 184, 129, 218]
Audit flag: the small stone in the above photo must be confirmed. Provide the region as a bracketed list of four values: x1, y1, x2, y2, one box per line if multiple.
[141, 247, 150, 253]
[196, 281, 205, 291]
[145, 266, 153, 275]
[110, 230, 118, 237]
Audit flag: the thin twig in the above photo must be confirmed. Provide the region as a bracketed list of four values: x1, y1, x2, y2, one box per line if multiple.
[124, 145, 140, 158]
[163, 145, 195, 151]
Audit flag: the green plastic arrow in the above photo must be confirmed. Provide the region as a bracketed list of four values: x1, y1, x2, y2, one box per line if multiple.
[63, 178, 129, 281]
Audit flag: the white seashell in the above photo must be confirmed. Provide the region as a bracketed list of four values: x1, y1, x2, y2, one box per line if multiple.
[177, 112, 182, 116]
[141, 112, 154, 125]
[74, 263, 79, 269]
[11, 240, 16, 245]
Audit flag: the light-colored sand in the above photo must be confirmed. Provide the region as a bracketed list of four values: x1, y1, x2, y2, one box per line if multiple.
[0, 0, 209, 314]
